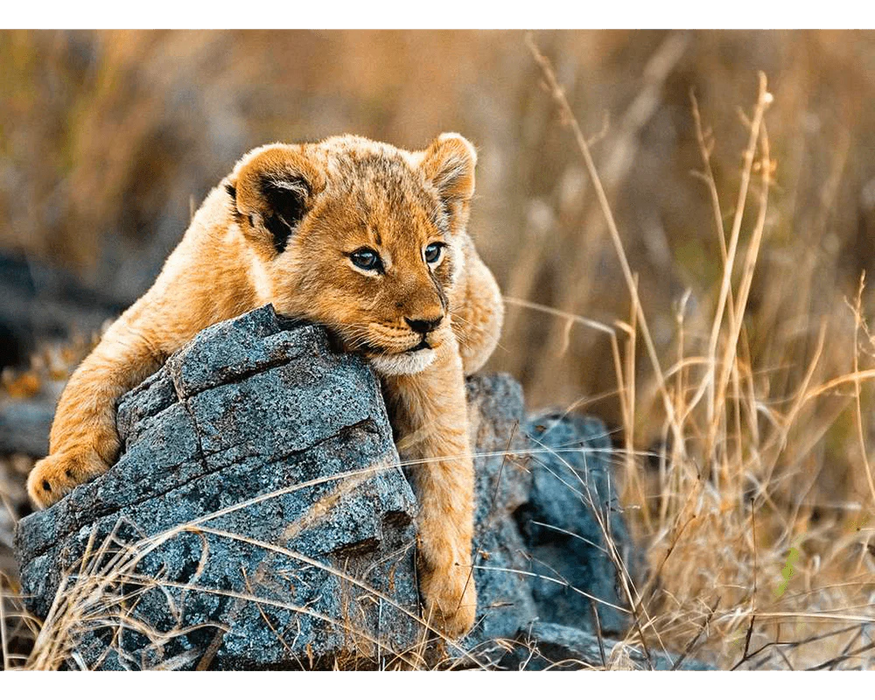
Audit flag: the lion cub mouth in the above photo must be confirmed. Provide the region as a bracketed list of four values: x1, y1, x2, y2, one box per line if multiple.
[366, 342, 436, 376]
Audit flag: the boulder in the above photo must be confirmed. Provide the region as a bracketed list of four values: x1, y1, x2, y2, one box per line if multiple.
[15, 305, 643, 670]
[15, 306, 421, 670]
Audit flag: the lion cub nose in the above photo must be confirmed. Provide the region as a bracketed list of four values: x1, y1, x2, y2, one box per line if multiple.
[405, 316, 443, 334]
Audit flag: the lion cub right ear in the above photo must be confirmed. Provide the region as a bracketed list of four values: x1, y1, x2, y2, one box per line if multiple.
[228, 145, 326, 257]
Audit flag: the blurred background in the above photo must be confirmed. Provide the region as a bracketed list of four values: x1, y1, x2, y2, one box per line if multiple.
[2, 30, 875, 668]
[2, 31, 874, 410]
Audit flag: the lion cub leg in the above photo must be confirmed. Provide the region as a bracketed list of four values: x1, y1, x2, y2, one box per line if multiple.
[27, 312, 165, 509]
[382, 340, 477, 639]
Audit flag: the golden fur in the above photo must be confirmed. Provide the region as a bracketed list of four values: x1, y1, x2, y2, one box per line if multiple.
[27, 133, 504, 638]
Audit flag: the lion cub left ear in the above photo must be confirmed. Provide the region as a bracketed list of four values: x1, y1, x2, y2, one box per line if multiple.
[420, 133, 477, 229]
[229, 145, 326, 257]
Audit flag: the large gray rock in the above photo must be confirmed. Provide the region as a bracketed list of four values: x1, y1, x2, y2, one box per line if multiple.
[15, 306, 422, 670]
[15, 306, 646, 670]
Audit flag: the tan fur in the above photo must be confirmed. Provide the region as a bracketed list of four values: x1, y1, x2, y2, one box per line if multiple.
[26, 133, 504, 639]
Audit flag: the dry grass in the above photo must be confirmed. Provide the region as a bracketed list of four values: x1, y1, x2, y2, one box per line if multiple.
[2, 30, 875, 670]
[519, 36, 875, 670]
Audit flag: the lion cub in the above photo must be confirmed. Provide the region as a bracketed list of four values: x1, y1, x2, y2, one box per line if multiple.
[27, 133, 503, 638]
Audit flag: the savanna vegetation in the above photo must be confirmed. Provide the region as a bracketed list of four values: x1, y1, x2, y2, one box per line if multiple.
[1, 30, 874, 670]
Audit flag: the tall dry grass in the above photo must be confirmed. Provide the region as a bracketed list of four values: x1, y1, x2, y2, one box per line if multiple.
[516, 37, 875, 670]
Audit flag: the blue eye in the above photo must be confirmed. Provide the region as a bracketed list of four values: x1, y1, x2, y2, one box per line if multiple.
[349, 248, 382, 272]
[424, 242, 444, 264]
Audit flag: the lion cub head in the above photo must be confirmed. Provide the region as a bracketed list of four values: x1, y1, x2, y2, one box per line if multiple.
[225, 133, 477, 376]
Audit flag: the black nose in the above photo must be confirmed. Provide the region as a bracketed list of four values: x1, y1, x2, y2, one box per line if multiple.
[405, 316, 443, 334]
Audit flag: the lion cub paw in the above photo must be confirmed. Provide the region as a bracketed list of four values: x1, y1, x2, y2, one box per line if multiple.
[420, 561, 477, 639]
[27, 448, 110, 510]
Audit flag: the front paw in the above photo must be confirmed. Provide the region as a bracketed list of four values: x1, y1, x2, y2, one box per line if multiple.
[27, 447, 110, 510]
[419, 560, 477, 639]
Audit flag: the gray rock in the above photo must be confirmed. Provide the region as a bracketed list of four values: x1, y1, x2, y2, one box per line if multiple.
[14, 306, 652, 671]
[16, 306, 422, 670]
[517, 410, 640, 634]
[460, 375, 537, 659]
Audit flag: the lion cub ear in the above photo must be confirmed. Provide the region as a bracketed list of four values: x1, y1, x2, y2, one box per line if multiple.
[229, 145, 325, 256]
[420, 133, 477, 230]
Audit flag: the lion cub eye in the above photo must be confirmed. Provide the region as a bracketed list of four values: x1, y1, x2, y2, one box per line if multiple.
[424, 242, 445, 265]
[349, 247, 382, 272]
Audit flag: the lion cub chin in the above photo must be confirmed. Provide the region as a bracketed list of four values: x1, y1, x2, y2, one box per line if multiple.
[368, 347, 436, 376]
[27, 132, 504, 640]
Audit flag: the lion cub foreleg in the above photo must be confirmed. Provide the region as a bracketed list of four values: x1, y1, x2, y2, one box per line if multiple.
[382, 341, 477, 639]
[27, 307, 167, 509]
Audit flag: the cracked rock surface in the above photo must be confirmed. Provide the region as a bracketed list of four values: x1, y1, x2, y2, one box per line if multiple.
[16, 307, 420, 670]
[16, 306, 647, 670]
